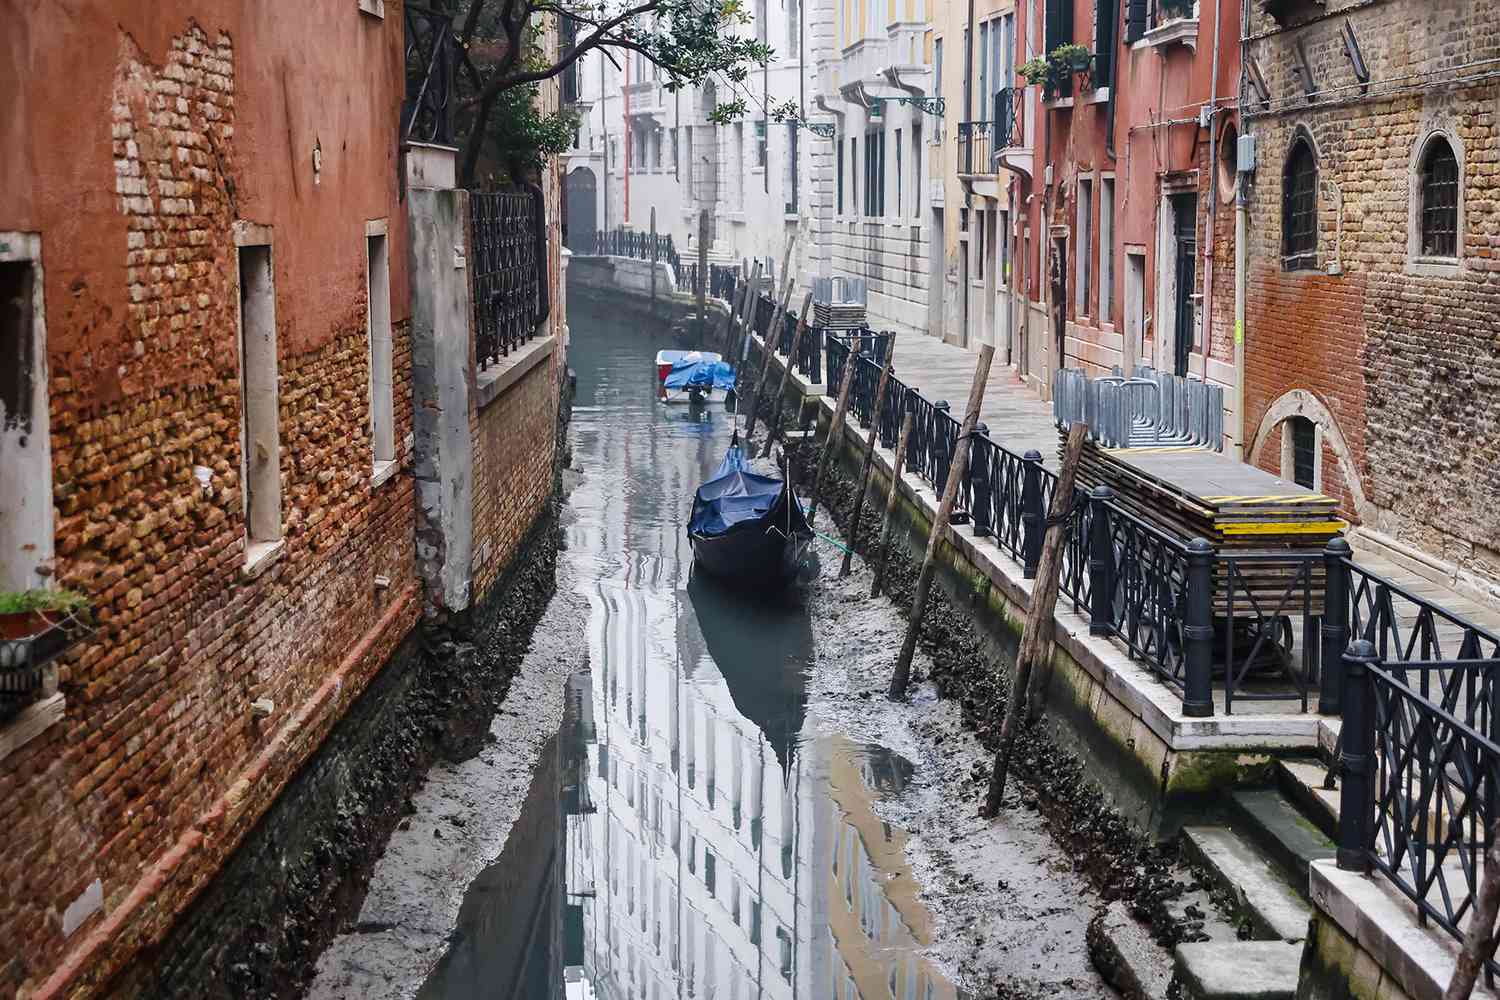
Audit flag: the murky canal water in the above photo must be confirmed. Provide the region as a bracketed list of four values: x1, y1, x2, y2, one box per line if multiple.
[421, 303, 966, 999]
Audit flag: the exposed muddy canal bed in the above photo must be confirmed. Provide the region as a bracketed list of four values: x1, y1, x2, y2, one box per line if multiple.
[311, 298, 1114, 999]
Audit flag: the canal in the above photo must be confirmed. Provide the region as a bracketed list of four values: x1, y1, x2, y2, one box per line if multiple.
[408, 298, 1112, 1000]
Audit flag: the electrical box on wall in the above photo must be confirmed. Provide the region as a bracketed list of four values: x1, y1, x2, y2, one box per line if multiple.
[1237, 133, 1257, 173]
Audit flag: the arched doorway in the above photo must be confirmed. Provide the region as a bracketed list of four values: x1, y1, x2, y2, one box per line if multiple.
[565, 167, 597, 251]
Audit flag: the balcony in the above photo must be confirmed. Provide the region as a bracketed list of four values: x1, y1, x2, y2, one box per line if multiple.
[957, 88, 1029, 191]
[0, 598, 91, 723]
[838, 37, 890, 97]
[1131, 0, 1199, 51]
[624, 79, 665, 117]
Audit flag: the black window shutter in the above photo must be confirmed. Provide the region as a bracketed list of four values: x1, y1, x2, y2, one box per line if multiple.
[1095, 0, 1117, 87]
[1046, 0, 1074, 52]
[1125, 0, 1147, 43]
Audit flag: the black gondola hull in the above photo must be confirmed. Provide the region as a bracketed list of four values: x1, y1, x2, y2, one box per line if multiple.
[689, 489, 813, 588]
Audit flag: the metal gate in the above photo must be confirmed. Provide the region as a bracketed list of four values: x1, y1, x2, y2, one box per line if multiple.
[471, 186, 549, 369]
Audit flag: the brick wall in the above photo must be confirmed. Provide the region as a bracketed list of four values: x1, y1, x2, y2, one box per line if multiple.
[1, 15, 422, 998]
[1244, 0, 1500, 581]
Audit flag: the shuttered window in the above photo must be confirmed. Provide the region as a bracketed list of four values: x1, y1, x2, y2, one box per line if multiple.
[1095, 0, 1118, 86]
[1125, 0, 1148, 42]
[1045, 0, 1073, 52]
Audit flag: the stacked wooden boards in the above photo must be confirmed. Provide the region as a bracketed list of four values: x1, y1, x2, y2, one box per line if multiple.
[1065, 439, 1346, 613]
[813, 301, 867, 330]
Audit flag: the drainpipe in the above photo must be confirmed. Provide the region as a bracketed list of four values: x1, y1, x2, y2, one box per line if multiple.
[1232, 0, 1250, 460]
[601, 50, 611, 233]
[1200, 0, 1224, 384]
[624, 54, 631, 225]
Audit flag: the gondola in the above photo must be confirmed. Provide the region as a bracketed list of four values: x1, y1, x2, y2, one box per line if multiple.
[687, 434, 814, 588]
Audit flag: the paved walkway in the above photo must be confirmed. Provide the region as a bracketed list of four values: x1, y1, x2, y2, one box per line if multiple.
[882, 334, 1061, 467]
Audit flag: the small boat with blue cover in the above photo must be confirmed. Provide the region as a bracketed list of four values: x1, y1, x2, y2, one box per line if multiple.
[688, 434, 814, 588]
[656, 349, 735, 404]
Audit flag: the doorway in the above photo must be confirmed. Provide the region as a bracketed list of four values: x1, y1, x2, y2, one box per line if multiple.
[928, 207, 945, 339]
[1124, 250, 1145, 376]
[564, 167, 597, 252]
[1170, 192, 1197, 377]
[1050, 236, 1067, 376]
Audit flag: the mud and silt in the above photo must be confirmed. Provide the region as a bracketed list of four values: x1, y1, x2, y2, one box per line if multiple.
[302, 292, 1243, 999]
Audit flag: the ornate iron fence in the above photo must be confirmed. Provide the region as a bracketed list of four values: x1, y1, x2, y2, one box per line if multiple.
[403, 4, 455, 144]
[679, 263, 737, 301]
[472, 187, 549, 369]
[957, 121, 995, 176]
[1337, 642, 1500, 977]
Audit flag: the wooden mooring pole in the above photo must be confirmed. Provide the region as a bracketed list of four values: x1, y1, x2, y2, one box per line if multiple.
[760, 298, 812, 459]
[1444, 820, 1500, 999]
[888, 344, 994, 701]
[649, 207, 658, 312]
[808, 342, 861, 523]
[869, 408, 914, 599]
[720, 258, 751, 354]
[840, 336, 898, 578]
[744, 293, 810, 445]
[981, 422, 1087, 818]
[696, 210, 709, 341]
[741, 237, 796, 390]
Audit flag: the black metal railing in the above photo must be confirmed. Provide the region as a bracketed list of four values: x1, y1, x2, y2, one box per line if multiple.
[679, 262, 738, 301]
[591, 229, 681, 275]
[472, 187, 549, 369]
[0, 612, 90, 721]
[1336, 640, 1500, 976]
[403, 4, 455, 144]
[994, 87, 1023, 149]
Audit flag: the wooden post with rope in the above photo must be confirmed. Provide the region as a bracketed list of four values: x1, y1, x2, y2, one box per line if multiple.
[981, 422, 1087, 818]
[840, 336, 898, 578]
[738, 238, 796, 395]
[744, 293, 809, 446]
[888, 344, 994, 701]
[695, 210, 709, 341]
[808, 342, 861, 523]
[760, 298, 812, 459]
[869, 408, 914, 599]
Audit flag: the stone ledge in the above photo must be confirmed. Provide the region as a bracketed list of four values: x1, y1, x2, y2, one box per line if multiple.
[1309, 861, 1500, 1000]
[475, 334, 556, 411]
[240, 538, 286, 581]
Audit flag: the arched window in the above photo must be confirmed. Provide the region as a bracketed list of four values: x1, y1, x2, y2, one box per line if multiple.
[1420, 136, 1459, 258]
[1282, 138, 1319, 270]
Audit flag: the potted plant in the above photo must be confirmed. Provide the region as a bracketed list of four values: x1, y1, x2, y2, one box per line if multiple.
[0, 589, 91, 641]
[1053, 43, 1093, 73]
[1018, 57, 1050, 87]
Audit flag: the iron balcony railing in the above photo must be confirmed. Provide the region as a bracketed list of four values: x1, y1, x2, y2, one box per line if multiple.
[472, 186, 550, 369]
[956, 121, 994, 176]
[957, 90, 1024, 175]
[402, 4, 455, 145]
[994, 87, 1023, 150]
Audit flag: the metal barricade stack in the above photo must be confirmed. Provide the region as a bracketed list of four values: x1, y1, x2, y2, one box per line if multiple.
[1053, 367, 1224, 451]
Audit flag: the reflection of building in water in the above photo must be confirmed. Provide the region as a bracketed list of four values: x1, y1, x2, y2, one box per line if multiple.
[562, 583, 962, 1000]
[820, 739, 958, 1000]
[564, 579, 820, 1000]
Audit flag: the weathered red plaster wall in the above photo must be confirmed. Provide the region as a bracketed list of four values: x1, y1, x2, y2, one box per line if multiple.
[0, 4, 419, 996]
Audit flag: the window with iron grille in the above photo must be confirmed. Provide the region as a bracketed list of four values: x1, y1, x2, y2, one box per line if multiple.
[1420, 136, 1459, 258]
[1282, 138, 1318, 270]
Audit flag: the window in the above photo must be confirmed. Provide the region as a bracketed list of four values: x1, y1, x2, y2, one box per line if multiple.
[837, 139, 845, 214]
[851, 137, 859, 216]
[755, 0, 767, 43]
[756, 120, 767, 169]
[895, 129, 903, 217]
[785, 124, 799, 213]
[366, 226, 395, 477]
[788, 0, 800, 56]
[864, 131, 885, 216]
[0, 240, 52, 592]
[237, 238, 282, 565]
[653, 129, 663, 170]
[1045, 0, 1074, 51]
[704, 849, 716, 896]
[912, 125, 922, 216]
[1286, 416, 1317, 490]
[978, 22, 990, 120]
[933, 39, 943, 139]
[1420, 136, 1459, 258]
[1076, 178, 1092, 315]
[1100, 179, 1115, 321]
[1282, 138, 1318, 269]
[777, 926, 793, 979]
[735, 123, 746, 208]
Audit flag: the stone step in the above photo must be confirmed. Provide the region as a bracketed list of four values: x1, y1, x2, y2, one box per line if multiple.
[1088, 901, 1173, 1000]
[1173, 940, 1303, 1000]
[1273, 757, 1340, 841]
[1180, 826, 1311, 942]
[1229, 787, 1337, 894]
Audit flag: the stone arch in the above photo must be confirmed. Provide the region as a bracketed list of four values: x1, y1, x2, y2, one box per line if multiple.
[1249, 389, 1371, 524]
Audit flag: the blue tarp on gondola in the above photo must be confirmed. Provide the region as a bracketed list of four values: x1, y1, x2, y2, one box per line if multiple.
[688, 445, 785, 536]
[664, 357, 736, 392]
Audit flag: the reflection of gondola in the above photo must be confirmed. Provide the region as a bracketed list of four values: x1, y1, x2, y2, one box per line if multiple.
[687, 435, 814, 588]
[685, 570, 812, 775]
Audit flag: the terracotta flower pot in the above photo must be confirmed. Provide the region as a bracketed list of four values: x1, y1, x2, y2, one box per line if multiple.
[0, 611, 45, 641]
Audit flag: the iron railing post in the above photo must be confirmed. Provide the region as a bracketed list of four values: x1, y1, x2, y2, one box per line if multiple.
[1021, 450, 1044, 579]
[1182, 537, 1215, 717]
[1089, 486, 1116, 636]
[971, 425, 993, 536]
[1337, 639, 1378, 872]
[1320, 537, 1352, 715]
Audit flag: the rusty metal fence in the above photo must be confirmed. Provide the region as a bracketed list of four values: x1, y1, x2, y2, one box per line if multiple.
[471, 186, 549, 369]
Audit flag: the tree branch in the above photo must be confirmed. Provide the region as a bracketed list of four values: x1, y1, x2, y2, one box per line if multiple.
[465, 0, 663, 101]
